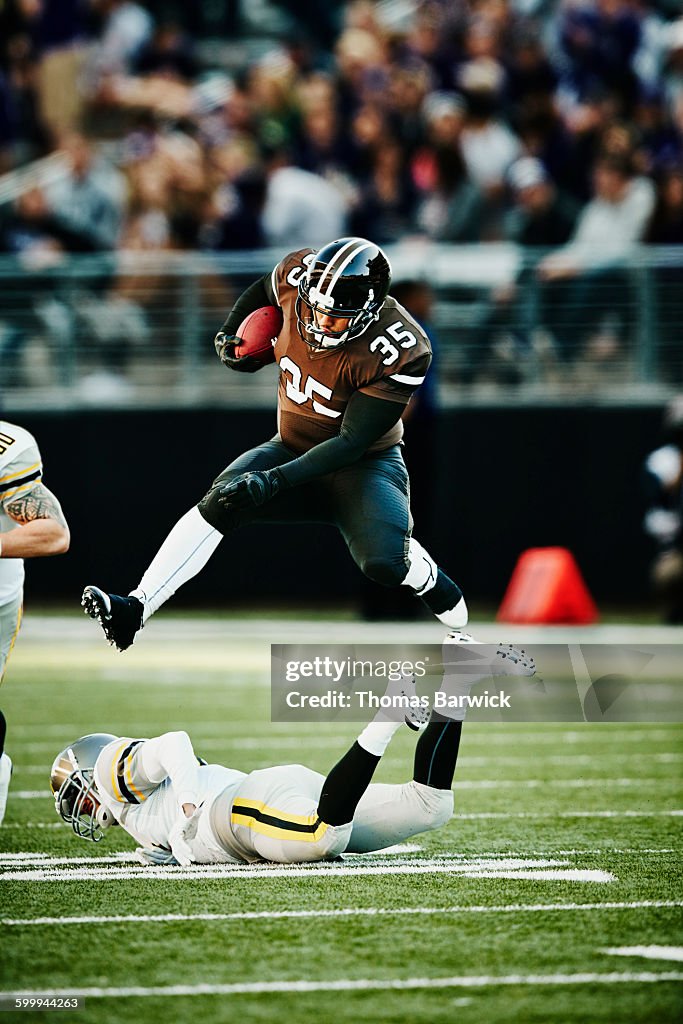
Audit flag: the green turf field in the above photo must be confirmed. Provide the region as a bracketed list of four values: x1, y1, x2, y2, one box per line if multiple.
[1, 616, 681, 1024]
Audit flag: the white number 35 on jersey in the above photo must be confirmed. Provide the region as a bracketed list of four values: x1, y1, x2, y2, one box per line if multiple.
[369, 321, 417, 366]
[279, 356, 341, 419]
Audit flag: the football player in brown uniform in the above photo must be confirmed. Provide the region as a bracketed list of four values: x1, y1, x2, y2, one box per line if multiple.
[82, 237, 468, 650]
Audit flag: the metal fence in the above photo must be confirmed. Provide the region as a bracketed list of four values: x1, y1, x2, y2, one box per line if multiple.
[1, 244, 681, 411]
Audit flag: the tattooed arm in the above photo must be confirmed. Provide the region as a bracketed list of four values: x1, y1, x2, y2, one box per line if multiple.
[0, 484, 70, 558]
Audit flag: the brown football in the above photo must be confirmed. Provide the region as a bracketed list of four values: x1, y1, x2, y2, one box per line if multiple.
[235, 306, 282, 363]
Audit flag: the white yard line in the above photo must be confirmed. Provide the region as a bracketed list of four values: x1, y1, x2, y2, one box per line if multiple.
[0, 847, 424, 868]
[2, 972, 682, 999]
[0, 823, 61, 829]
[474, 753, 683, 765]
[456, 810, 683, 819]
[4, 901, 681, 928]
[451, 779, 671, 789]
[0, 854, 141, 866]
[457, 730, 683, 745]
[0, 847, 674, 868]
[603, 947, 683, 963]
[482, 870, 615, 882]
[0, 858, 616, 883]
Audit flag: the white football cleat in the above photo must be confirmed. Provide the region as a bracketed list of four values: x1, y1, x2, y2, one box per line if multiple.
[0, 752, 13, 826]
[382, 674, 430, 731]
[444, 632, 536, 677]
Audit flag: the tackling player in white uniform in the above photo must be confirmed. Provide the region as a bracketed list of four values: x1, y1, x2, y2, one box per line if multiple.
[51, 647, 535, 865]
[51, 720, 453, 865]
[0, 421, 70, 824]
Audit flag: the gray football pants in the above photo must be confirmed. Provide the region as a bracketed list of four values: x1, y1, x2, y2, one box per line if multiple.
[215, 762, 453, 864]
[0, 594, 22, 684]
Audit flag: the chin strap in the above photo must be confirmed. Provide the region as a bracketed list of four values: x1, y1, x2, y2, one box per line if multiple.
[314, 331, 348, 348]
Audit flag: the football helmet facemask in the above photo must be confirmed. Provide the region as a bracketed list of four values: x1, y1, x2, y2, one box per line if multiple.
[296, 237, 391, 348]
[51, 733, 118, 842]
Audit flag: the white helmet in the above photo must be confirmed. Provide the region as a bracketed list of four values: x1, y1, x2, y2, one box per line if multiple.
[51, 733, 118, 842]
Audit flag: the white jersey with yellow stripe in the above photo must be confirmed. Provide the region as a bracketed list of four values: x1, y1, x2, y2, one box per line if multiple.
[93, 732, 246, 863]
[0, 421, 43, 605]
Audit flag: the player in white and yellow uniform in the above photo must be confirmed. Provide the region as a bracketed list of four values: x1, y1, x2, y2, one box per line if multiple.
[0, 421, 70, 824]
[51, 699, 463, 866]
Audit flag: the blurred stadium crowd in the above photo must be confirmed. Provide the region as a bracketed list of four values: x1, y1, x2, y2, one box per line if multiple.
[0, 0, 682, 398]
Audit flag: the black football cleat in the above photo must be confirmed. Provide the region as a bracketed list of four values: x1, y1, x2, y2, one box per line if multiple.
[81, 585, 143, 651]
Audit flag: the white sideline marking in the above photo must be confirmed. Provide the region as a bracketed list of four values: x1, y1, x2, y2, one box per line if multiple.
[476, 870, 615, 882]
[0, 847, 671, 868]
[0, 823, 60, 829]
[0, 846, 423, 868]
[460, 730, 682, 745]
[365, 843, 423, 855]
[13, 791, 66, 799]
[460, 753, 683, 767]
[457, 779, 665, 789]
[2, 973, 681, 999]
[0, 843, 671, 868]
[0, 857, 616, 883]
[456, 810, 683, 820]
[0, 854, 130, 866]
[5, 901, 681, 928]
[604, 947, 683, 963]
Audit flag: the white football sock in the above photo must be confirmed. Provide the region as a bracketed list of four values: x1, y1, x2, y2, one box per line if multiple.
[436, 596, 469, 628]
[357, 719, 402, 757]
[130, 507, 222, 622]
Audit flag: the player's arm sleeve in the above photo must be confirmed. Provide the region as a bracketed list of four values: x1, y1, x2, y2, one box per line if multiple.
[138, 731, 201, 809]
[94, 733, 200, 808]
[0, 442, 42, 506]
[276, 391, 405, 489]
[218, 274, 273, 337]
[94, 737, 147, 807]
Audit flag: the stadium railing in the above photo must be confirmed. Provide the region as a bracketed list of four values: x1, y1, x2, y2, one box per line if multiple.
[1, 244, 680, 410]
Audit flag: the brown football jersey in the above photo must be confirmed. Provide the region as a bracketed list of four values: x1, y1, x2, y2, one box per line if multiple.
[265, 248, 432, 455]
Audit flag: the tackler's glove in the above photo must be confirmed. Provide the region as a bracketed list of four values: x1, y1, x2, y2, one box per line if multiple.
[168, 803, 204, 867]
[134, 846, 179, 867]
[214, 331, 263, 373]
[218, 469, 285, 512]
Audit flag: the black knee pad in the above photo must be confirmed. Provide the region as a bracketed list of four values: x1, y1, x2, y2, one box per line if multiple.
[360, 555, 407, 588]
[197, 488, 236, 534]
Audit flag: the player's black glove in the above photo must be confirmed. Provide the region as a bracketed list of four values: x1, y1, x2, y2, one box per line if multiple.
[214, 331, 263, 373]
[217, 469, 285, 511]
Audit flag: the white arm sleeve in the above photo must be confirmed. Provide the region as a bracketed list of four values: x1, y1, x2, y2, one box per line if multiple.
[138, 731, 201, 809]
